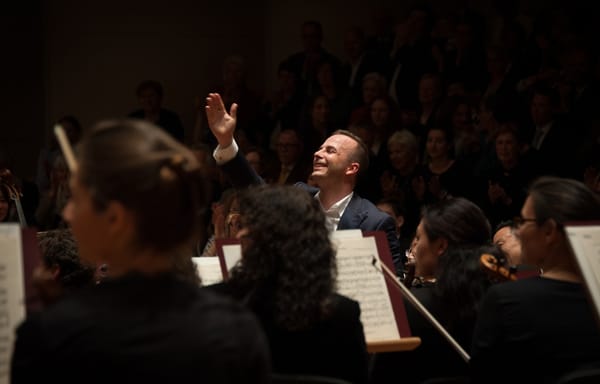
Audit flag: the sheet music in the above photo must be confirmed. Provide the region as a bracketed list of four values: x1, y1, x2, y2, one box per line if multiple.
[566, 225, 600, 326]
[0, 224, 25, 384]
[192, 257, 223, 286]
[221, 244, 242, 272]
[332, 236, 401, 342]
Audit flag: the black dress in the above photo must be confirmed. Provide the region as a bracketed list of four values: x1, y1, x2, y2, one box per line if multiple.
[11, 272, 270, 384]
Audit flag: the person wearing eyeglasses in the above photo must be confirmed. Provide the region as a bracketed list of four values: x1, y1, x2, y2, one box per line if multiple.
[272, 129, 311, 185]
[471, 176, 600, 384]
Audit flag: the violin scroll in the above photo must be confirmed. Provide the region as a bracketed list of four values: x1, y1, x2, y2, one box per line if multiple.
[480, 253, 517, 282]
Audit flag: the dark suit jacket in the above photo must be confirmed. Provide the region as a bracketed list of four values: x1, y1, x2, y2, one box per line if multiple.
[268, 160, 312, 186]
[220, 152, 404, 272]
[208, 283, 369, 384]
[11, 273, 270, 384]
[534, 117, 578, 178]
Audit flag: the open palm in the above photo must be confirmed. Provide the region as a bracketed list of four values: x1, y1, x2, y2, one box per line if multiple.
[205, 93, 238, 147]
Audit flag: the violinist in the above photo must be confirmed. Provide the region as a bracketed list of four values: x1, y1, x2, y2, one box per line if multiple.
[492, 220, 522, 266]
[371, 197, 493, 384]
[471, 177, 600, 383]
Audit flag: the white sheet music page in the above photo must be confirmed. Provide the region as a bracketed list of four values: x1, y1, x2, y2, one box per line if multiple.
[332, 234, 400, 342]
[566, 224, 600, 326]
[192, 257, 224, 286]
[0, 224, 25, 384]
[221, 244, 242, 272]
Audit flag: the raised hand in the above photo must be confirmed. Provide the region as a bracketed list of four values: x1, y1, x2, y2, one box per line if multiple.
[205, 93, 238, 147]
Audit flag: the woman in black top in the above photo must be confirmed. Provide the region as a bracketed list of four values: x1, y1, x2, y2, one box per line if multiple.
[209, 185, 369, 384]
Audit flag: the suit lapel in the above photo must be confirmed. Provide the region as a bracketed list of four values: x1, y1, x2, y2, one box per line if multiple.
[338, 194, 367, 230]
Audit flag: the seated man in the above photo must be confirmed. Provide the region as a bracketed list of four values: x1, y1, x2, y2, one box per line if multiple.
[205, 93, 404, 273]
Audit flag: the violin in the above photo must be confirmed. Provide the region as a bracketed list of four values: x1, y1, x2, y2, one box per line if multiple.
[480, 253, 517, 282]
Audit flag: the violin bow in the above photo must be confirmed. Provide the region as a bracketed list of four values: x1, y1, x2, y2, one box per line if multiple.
[371, 255, 470, 362]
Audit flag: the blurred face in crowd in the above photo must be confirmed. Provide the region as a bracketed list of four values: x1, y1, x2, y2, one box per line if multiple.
[495, 131, 520, 168]
[371, 98, 390, 128]
[452, 103, 472, 132]
[277, 130, 303, 166]
[418, 77, 440, 105]
[344, 29, 364, 60]
[426, 129, 450, 160]
[311, 96, 330, 126]
[362, 78, 380, 106]
[138, 87, 161, 113]
[530, 94, 554, 126]
[302, 23, 322, 52]
[388, 142, 416, 174]
[245, 151, 262, 175]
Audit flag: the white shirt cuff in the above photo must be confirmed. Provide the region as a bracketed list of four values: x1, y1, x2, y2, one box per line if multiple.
[213, 139, 239, 165]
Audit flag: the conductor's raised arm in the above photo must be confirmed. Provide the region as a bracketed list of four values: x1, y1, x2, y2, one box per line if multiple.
[205, 93, 237, 148]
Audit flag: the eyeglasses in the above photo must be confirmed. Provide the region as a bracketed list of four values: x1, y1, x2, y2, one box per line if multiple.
[513, 216, 537, 228]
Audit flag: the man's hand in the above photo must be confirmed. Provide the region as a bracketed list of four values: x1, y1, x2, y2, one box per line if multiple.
[205, 92, 238, 148]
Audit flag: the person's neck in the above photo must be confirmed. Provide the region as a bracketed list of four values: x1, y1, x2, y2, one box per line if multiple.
[321, 85, 336, 98]
[501, 157, 518, 171]
[540, 248, 582, 283]
[106, 249, 174, 278]
[317, 181, 353, 210]
[144, 110, 160, 122]
[429, 156, 452, 173]
[541, 267, 582, 283]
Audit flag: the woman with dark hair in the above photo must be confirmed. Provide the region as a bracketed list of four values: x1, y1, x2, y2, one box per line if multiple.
[209, 185, 368, 384]
[12, 119, 269, 384]
[372, 197, 493, 383]
[471, 177, 600, 383]
[413, 126, 470, 204]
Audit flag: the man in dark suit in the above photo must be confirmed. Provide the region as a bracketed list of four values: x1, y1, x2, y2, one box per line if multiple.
[272, 129, 312, 185]
[206, 93, 404, 274]
[529, 85, 577, 178]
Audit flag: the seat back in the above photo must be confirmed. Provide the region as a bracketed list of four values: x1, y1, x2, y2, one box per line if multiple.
[271, 373, 352, 384]
[556, 367, 600, 384]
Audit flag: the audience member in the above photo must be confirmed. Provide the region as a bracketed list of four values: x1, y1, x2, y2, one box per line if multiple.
[283, 20, 341, 96]
[271, 129, 311, 185]
[129, 80, 185, 142]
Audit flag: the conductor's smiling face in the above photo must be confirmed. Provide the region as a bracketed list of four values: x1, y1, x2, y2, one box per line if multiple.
[312, 134, 357, 181]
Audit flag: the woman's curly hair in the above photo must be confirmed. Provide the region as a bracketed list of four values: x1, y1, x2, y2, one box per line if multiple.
[228, 185, 337, 331]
